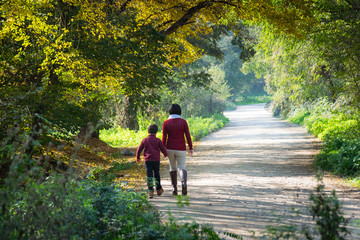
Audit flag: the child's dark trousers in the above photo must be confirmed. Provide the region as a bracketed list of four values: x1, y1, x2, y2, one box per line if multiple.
[145, 161, 162, 191]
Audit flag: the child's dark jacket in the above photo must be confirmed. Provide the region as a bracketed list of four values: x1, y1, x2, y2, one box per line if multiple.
[136, 134, 167, 161]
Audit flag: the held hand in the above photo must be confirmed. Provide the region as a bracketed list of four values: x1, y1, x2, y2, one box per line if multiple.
[189, 149, 193, 157]
[137, 158, 141, 163]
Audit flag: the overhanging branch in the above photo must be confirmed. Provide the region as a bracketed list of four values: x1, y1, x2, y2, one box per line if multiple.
[160, 1, 214, 35]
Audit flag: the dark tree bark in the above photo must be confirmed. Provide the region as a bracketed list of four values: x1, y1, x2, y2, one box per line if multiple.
[320, 66, 336, 103]
[25, 109, 44, 160]
[77, 123, 99, 141]
[209, 92, 214, 115]
[115, 95, 139, 130]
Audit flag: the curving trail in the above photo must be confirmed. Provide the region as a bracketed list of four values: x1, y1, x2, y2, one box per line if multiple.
[151, 104, 360, 239]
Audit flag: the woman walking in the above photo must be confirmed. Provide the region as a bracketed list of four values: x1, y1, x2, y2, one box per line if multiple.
[162, 104, 193, 195]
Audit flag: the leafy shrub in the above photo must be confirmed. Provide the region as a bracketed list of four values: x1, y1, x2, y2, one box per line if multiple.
[225, 101, 237, 111]
[307, 184, 349, 240]
[318, 117, 360, 142]
[284, 99, 360, 177]
[346, 176, 360, 188]
[288, 107, 310, 125]
[315, 139, 360, 176]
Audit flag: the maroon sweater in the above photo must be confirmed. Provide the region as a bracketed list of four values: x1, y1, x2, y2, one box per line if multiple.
[136, 134, 167, 161]
[162, 118, 193, 151]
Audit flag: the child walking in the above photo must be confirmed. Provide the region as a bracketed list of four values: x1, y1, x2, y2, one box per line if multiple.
[136, 124, 168, 198]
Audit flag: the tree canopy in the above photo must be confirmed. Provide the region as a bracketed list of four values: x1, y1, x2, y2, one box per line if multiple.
[0, 0, 327, 159]
[242, 0, 360, 111]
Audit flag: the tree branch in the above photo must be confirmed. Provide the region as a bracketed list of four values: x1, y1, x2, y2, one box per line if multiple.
[160, 1, 214, 35]
[158, 0, 237, 36]
[120, 0, 133, 13]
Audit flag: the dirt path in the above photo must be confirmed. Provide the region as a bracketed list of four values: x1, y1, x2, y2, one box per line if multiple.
[151, 104, 360, 239]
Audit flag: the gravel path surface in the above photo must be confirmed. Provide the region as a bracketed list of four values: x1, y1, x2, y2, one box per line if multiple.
[151, 104, 360, 239]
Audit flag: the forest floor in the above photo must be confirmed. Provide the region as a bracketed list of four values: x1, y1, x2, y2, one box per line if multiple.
[150, 104, 360, 239]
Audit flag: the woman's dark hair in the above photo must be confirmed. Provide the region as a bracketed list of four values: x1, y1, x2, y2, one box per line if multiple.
[148, 124, 158, 134]
[169, 104, 181, 115]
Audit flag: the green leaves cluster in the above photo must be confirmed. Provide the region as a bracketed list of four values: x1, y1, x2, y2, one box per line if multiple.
[0, 0, 170, 142]
[243, 0, 360, 109]
[308, 184, 349, 240]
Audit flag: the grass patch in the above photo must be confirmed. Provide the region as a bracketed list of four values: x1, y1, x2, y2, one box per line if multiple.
[187, 113, 229, 141]
[100, 113, 229, 147]
[100, 127, 156, 148]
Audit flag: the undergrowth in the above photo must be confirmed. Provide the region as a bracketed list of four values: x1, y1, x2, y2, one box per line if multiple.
[286, 98, 360, 184]
[0, 173, 224, 240]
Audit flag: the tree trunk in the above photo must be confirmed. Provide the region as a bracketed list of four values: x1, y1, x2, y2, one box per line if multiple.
[115, 95, 138, 130]
[25, 109, 44, 160]
[320, 66, 336, 103]
[77, 122, 99, 143]
[209, 92, 213, 115]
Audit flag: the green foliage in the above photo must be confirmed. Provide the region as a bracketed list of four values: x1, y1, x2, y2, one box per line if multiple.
[346, 177, 360, 188]
[100, 114, 229, 147]
[218, 33, 264, 100]
[0, 0, 171, 149]
[307, 184, 349, 240]
[243, 0, 360, 122]
[288, 108, 310, 125]
[137, 110, 168, 132]
[159, 61, 233, 118]
[0, 173, 162, 239]
[187, 114, 229, 141]
[262, 225, 298, 240]
[100, 127, 151, 147]
[316, 139, 360, 176]
[223, 232, 243, 239]
[285, 99, 360, 177]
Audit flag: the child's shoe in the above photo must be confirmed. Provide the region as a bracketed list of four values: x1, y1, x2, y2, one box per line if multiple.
[149, 190, 154, 198]
[156, 188, 164, 196]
